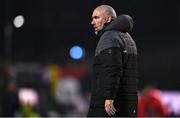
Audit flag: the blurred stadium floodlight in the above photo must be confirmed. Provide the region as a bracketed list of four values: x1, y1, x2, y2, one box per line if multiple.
[13, 15, 25, 28]
[69, 45, 85, 60]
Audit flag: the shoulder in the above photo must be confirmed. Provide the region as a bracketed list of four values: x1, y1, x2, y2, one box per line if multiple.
[95, 30, 124, 55]
[100, 30, 124, 46]
[101, 30, 120, 39]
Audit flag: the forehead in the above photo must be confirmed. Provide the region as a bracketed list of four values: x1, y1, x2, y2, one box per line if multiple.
[92, 8, 104, 17]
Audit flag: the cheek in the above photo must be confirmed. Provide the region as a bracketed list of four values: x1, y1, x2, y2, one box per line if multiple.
[97, 20, 105, 27]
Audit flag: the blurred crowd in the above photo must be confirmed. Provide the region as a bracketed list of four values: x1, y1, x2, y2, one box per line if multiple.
[0, 62, 180, 117]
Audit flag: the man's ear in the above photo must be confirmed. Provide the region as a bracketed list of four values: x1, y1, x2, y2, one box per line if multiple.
[107, 17, 112, 23]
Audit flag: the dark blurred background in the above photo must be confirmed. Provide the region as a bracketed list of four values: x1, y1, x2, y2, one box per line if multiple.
[0, 0, 180, 117]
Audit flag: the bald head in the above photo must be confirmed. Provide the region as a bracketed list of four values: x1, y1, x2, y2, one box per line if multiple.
[95, 5, 117, 20]
[91, 5, 117, 34]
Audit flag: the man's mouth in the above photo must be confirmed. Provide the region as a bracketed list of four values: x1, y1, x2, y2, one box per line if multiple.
[94, 27, 98, 30]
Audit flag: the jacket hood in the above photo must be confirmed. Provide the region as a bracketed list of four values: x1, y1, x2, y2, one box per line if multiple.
[105, 14, 134, 33]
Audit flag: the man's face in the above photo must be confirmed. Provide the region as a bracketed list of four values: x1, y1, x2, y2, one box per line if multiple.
[91, 9, 109, 34]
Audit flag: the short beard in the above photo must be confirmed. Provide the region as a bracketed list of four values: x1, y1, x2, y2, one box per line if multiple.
[94, 25, 105, 35]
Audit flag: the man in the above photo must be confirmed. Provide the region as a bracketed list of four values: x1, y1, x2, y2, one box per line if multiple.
[87, 5, 138, 117]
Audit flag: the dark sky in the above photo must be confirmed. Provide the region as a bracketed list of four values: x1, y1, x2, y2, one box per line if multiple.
[1, 0, 180, 89]
[1, 0, 179, 62]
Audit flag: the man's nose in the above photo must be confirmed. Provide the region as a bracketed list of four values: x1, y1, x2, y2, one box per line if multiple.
[91, 20, 95, 25]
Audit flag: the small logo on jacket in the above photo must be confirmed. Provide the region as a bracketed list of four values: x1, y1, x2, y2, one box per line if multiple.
[123, 50, 127, 53]
[108, 49, 112, 54]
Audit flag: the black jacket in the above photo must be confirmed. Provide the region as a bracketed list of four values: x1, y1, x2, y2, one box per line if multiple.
[89, 15, 138, 116]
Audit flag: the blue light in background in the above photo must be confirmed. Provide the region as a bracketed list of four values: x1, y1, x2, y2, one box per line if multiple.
[69, 45, 85, 60]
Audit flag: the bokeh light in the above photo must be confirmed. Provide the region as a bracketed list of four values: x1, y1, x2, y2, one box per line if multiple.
[13, 15, 25, 28]
[69, 45, 85, 60]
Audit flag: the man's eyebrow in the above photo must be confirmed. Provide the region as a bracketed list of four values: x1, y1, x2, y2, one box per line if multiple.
[92, 16, 99, 19]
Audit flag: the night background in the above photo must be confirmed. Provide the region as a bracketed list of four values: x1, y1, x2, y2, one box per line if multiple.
[0, 0, 180, 117]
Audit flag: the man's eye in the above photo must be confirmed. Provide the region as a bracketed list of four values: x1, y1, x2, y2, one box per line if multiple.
[94, 16, 99, 19]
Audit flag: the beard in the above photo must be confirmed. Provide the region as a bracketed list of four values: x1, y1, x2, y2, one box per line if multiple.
[94, 25, 104, 35]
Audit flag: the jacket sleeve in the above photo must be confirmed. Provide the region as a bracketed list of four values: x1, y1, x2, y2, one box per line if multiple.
[99, 47, 123, 99]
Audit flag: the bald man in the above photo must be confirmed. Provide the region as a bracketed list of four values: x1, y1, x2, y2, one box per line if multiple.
[87, 5, 138, 117]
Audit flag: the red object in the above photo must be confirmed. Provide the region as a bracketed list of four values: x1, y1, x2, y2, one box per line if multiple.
[62, 66, 88, 80]
[138, 89, 169, 117]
